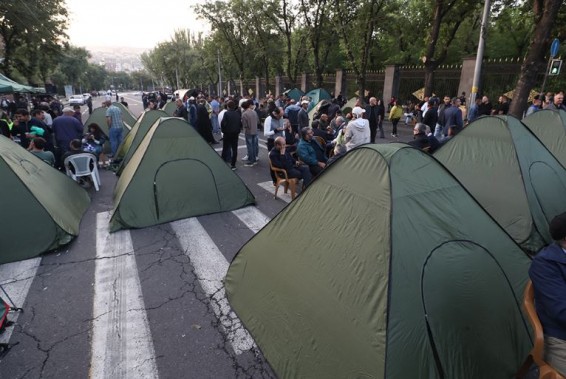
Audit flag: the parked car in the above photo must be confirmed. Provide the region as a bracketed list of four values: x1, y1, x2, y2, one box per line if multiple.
[69, 95, 85, 106]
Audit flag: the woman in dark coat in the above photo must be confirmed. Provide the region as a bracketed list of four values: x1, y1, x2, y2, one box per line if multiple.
[194, 104, 217, 144]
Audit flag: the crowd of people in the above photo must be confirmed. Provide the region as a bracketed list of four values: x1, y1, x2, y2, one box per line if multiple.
[0, 95, 123, 179]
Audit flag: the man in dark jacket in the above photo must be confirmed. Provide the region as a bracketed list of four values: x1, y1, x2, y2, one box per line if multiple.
[529, 212, 566, 376]
[270, 136, 312, 187]
[365, 97, 385, 142]
[298, 100, 309, 130]
[220, 100, 242, 170]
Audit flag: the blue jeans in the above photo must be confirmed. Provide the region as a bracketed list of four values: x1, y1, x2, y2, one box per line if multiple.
[245, 134, 258, 162]
[109, 127, 123, 157]
[211, 114, 219, 134]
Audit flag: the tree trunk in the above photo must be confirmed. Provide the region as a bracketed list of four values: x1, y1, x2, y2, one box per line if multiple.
[509, 0, 562, 118]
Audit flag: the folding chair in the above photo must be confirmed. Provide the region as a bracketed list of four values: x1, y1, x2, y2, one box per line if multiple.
[64, 153, 101, 191]
[516, 280, 566, 379]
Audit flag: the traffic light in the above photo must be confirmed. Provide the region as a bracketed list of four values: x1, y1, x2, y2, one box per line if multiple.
[549, 59, 562, 76]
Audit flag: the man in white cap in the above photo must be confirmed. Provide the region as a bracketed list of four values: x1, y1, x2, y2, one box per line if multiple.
[344, 106, 370, 151]
[52, 107, 83, 154]
[298, 100, 310, 130]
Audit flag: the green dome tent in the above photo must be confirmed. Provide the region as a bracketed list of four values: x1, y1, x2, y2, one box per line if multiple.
[162, 100, 177, 116]
[114, 110, 169, 175]
[282, 88, 305, 102]
[226, 143, 531, 379]
[111, 102, 137, 127]
[110, 117, 255, 232]
[341, 96, 359, 115]
[0, 138, 90, 264]
[434, 115, 566, 253]
[304, 88, 331, 112]
[523, 109, 566, 169]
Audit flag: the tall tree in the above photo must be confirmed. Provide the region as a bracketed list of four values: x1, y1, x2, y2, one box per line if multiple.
[335, 0, 387, 101]
[509, 0, 563, 117]
[300, 0, 338, 87]
[421, 0, 482, 96]
[0, 0, 68, 81]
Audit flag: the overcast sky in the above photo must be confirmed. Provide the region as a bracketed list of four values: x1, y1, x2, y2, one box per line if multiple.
[65, 0, 209, 50]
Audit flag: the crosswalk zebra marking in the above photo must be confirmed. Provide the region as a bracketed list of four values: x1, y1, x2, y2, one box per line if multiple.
[232, 206, 271, 233]
[92, 211, 158, 379]
[0, 257, 41, 344]
[171, 216, 260, 355]
[257, 181, 293, 203]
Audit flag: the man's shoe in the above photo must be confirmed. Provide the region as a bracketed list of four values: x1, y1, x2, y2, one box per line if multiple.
[244, 162, 254, 167]
[231, 166, 237, 171]
[241, 155, 248, 161]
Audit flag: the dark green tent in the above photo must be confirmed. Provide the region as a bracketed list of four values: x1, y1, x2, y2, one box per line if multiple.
[434, 115, 566, 253]
[226, 143, 531, 379]
[110, 117, 255, 232]
[282, 88, 305, 102]
[162, 100, 177, 116]
[304, 88, 331, 112]
[111, 102, 137, 127]
[523, 109, 566, 169]
[0, 137, 90, 264]
[84, 106, 132, 154]
[84, 106, 131, 136]
[114, 110, 168, 175]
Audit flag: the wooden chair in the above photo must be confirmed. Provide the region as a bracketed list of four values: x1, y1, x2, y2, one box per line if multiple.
[269, 160, 298, 200]
[516, 280, 566, 379]
[313, 135, 326, 149]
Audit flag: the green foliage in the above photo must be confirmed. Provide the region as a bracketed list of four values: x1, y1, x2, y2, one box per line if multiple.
[0, 0, 68, 82]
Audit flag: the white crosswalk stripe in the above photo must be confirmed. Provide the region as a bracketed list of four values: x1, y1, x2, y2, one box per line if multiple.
[171, 216, 257, 355]
[0, 257, 41, 344]
[257, 181, 293, 203]
[0, 203, 274, 374]
[92, 211, 158, 379]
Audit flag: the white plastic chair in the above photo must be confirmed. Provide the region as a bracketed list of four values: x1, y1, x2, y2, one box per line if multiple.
[64, 153, 101, 191]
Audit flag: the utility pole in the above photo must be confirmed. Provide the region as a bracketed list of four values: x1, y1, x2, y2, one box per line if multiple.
[217, 49, 222, 97]
[470, 0, 491, 106]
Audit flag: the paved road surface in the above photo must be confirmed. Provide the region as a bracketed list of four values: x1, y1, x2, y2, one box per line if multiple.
[0, 93, 415, 378]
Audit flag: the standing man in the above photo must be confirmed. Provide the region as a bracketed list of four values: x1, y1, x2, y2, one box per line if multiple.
[345, 107, 371, 151]
[529, 212, 566, 376]
[546, 92, 566, 111]
[442, 97, 464, 137]
[105, 100, 123, 157]
[220, 100, 242, 170]
[525, 95, 543, 117]
[298, 100, 310, 130]
[241, 100, 259, 167]
[173, 98, 189, 121]
[52, 107, 83, 154]
[210, 96, 220, 135]
[365, 97, 384, 142]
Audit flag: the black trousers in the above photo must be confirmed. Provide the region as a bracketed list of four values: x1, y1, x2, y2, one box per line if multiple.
[222, 132, 239, 167]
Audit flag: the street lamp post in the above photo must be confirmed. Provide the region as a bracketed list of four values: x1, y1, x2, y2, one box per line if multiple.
[470, 0, 491, 106]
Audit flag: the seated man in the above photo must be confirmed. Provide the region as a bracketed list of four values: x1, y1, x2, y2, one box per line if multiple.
[529, 211, 566, 376]
[269, 136, 312, 187]
[408, 122, 439, 153]
[29, 137, 55, 166]
[297, 127, 327, 177]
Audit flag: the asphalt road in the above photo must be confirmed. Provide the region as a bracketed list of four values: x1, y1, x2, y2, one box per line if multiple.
[0, 93, 416, 379]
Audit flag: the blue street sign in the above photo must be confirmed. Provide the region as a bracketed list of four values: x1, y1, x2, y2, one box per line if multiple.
[551, 38, 560, 58]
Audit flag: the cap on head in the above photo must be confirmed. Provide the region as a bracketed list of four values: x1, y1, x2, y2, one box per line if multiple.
[352, 106, 366, 116]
